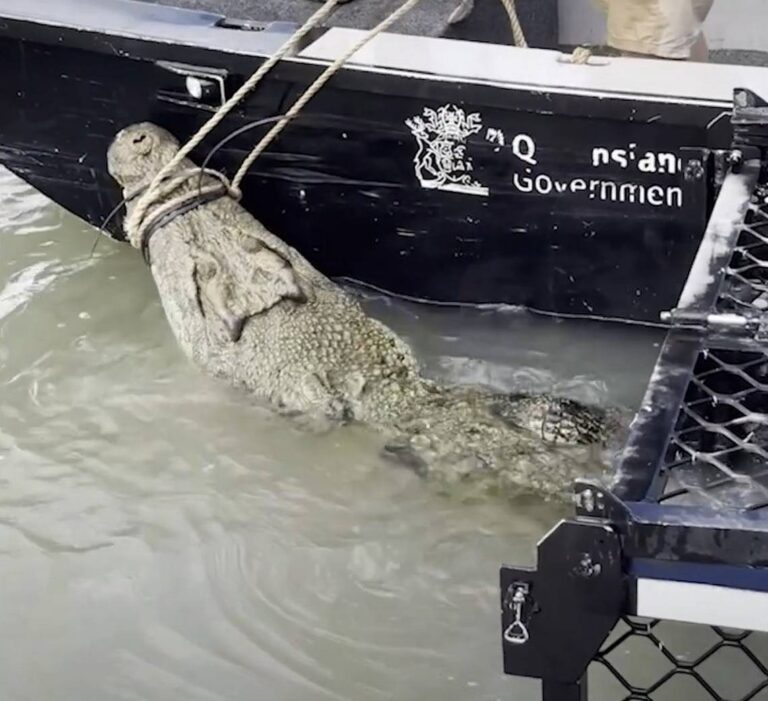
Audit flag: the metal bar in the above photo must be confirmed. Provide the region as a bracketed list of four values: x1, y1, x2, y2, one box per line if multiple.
[609, 331, 704, 502]
[542, 678, 588, 701]
[611, 154, 761, 502]
[673, 150, 760, 313]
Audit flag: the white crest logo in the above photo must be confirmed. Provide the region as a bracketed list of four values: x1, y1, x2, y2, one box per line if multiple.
[405, 105, 488, 196]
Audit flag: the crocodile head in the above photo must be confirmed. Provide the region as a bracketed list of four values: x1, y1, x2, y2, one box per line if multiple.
[107, 122, 310, 345]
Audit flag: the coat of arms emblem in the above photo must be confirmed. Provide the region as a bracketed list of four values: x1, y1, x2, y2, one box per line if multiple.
[405, 104, 488, 196]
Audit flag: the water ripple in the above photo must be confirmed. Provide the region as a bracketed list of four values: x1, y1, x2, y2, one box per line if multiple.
[0, 168, 661, 701]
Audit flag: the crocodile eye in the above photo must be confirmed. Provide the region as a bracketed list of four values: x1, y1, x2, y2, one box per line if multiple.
[240, 235, 260, 253]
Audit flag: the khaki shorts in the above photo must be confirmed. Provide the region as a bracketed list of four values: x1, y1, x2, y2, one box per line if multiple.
[593, 0, 714, 59]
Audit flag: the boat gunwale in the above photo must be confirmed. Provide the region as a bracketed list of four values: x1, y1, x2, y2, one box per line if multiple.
[0, 0, 759, 113]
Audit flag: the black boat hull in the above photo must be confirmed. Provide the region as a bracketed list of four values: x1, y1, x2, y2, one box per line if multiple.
[0, 0, 750, 323]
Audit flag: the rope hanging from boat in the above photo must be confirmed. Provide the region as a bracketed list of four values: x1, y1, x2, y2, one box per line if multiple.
[236, 0, 525, 181]
[125, 0, 528, 249]
[125, 0, 425, 248]
[497, 0, 527, 48]
[125, 0, 342, 243]
[228, 0, 424, 195]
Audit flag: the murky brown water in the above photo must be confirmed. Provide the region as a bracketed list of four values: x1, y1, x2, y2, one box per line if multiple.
[0, 166, 663, 701]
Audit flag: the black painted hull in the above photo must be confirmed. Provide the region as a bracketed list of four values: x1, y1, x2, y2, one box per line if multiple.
[0, 0, 738, 323]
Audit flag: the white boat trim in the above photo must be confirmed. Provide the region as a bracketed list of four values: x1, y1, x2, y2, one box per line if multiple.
[301, 27, 768, 107]
[636, 577, 768, 633]
[3, 0, 767, 110]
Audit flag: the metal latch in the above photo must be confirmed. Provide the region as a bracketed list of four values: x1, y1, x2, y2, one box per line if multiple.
[500, 518, 624, 684]
[660, 309, 768, 337]
[503, 582, 531, 645]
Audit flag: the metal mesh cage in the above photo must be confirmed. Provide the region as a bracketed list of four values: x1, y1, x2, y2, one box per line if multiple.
[501, 103, 768, 701]
[653, 181, 768, 508]
[589, 164, 768, 701]
[660, 347, 768, 509]
[589, 618, 768, 701]
[718, 186, 768, 315]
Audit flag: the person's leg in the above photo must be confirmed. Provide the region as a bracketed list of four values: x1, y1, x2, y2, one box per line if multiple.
[689, 31, 709, 61]
[687, 0, 714, 61]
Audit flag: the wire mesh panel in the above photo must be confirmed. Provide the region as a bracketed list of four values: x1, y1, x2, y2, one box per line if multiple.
[589, 618, 768, 701]
[719, 187, 768, 315]
[625, 168, 768, 509]
[659, 346, 768, 509]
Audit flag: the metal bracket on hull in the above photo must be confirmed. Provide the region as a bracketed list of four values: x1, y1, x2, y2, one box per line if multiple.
[500, 517, 625, 698]
[734, 87, 768, 150]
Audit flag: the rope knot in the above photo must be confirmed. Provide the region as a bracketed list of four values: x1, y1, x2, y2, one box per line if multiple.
[571, 46, 594, 64]
[556, 46, 608, 66]
[125, 167, 238, 263]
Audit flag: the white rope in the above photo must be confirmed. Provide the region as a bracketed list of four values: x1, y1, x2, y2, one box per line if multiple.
[126, 0, 341, 243]
[555, 45, 607, 66]
[126, 0, 540, 252]
[570, 46, 593, 63]
[230, 0, 424, 194]
[127, 167, 232, 240]
[565, 46, 594, 64]
[497, 0, 527, 48]
[126, 0, 424, 249]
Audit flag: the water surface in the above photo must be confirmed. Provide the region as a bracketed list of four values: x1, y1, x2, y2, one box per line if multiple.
[0, 167, 663, 701]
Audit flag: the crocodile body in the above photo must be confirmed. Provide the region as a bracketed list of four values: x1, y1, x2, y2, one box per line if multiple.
[107, 123, 622, 499]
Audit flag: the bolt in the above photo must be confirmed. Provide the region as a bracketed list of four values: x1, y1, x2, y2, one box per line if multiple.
[684, 158, 705, 181]
[729, 149, 744, 174]
[735, 90, 750, 108]
[580, 488, 595, 513]
[575, 553, 602, 578]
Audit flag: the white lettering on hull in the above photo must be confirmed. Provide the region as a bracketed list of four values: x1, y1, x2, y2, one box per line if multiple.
[513, 172, 682, 207]
[405, 105, 687, 208]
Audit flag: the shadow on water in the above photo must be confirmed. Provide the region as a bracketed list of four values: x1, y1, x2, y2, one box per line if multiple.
[0, 167, 663, 701]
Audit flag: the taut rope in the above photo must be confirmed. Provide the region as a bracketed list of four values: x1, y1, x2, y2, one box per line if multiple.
[126, 0, 342, 244]
[125, 0, 529, 251]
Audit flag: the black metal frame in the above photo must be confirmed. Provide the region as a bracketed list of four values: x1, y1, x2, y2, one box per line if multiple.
[500, 88, 768, 701]
[591, 617, 768, 701]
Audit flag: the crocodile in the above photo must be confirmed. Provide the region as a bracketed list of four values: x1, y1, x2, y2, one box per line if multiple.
[107, 122, 623, 500]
